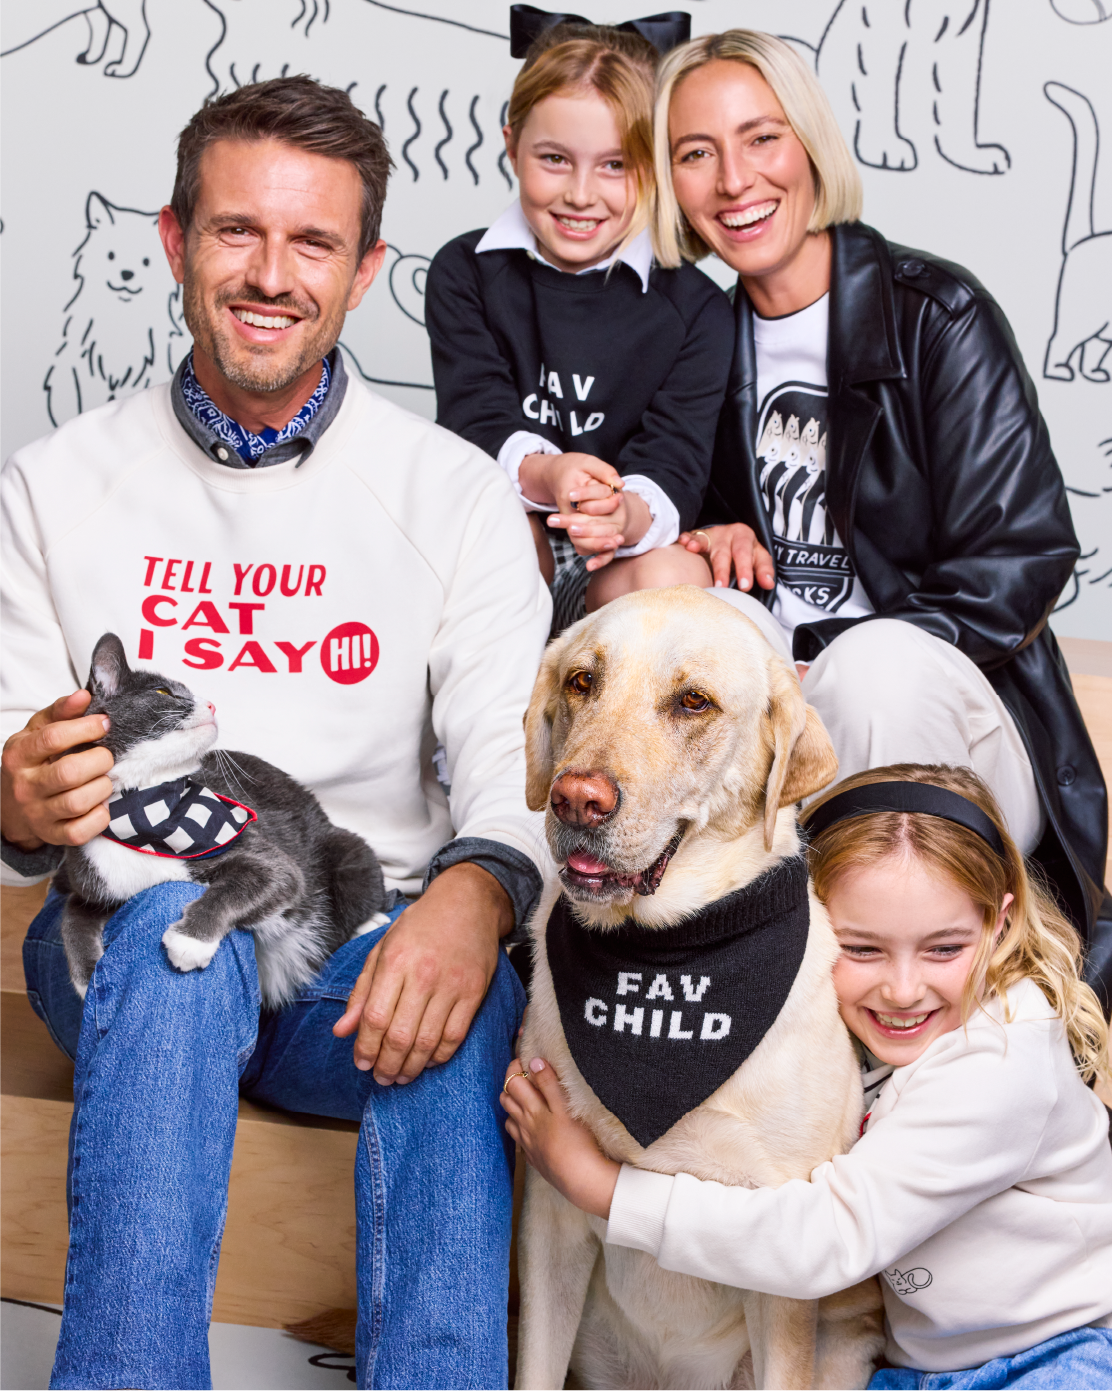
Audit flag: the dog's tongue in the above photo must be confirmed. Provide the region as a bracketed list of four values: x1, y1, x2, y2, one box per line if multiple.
[567, 850, 611, 876]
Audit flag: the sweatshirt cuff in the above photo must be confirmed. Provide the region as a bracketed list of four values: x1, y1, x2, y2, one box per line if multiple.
[423, 835, 542, 942]
[498, 431, 561, 513]
[1, 837, 63, 886]
[614, 476, 680, 558]
[605, 1164, 674, 1255]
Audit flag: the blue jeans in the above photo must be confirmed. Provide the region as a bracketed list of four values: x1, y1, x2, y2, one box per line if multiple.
[24, 883, 526, 1391]
[869, 1327, 1113, 1389]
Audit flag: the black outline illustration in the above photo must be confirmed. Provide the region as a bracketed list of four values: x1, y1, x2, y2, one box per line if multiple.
[402, 87, 422, 181]
[1043, 82, 1111, 383]
[816, 0, 1009, 175]
[1055, 436, 1112, 610]
[196, 2, 514, 190]
[1050, 0, 1110, 21]
[44, 192, 184, 427]
[434, 90, 453, 178]
[339, 244, 433, 392]
[2, 1, 150, 78]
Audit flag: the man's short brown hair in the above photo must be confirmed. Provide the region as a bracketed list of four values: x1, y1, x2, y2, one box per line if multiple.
[171, 76, 393, 259]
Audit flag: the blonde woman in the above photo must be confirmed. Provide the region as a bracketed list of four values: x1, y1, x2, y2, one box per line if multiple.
[503, 765, 1112, 1389]
[650, 31, 1106, 998]
[425, 20, 733, 631]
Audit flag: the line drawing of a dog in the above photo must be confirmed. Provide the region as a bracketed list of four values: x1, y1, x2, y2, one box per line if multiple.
[1, 1, 151, 78]
[1042, 83, 1111, 384]
[44, 192, 186, 428]
[515, 587, 884, 1390]
[815, 0, 1009, 175]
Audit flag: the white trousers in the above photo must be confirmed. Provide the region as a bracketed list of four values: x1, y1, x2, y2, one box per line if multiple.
[710, 590, 1044, 855]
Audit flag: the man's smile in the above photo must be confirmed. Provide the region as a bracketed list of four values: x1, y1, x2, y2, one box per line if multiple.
[224, 301, 308, 345]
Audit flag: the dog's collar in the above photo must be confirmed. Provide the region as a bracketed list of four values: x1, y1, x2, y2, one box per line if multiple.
[101, 777, 257, 860]
[545, 857, 810, 1147]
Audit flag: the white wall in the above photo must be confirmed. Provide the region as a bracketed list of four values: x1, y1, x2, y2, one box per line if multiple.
[2, 0, 1108, 637]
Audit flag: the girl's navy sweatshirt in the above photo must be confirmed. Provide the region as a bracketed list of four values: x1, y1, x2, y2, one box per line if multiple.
[425, 230, 735, 533]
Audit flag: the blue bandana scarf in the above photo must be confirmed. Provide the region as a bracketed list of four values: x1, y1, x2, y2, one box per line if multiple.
[103, 778, 257, 859]
[180, 351, 331, 463]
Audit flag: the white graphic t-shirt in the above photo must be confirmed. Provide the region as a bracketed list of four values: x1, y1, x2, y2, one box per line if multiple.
[753, 294, 874, 646]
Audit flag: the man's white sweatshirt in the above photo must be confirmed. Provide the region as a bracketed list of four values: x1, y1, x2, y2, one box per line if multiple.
[607, 978, 1111, 1371]
[1, 377, 551, 894]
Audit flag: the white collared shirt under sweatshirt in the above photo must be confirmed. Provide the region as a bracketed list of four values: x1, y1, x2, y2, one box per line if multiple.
[606, 978, 1111, 1372]
[475, 201, 677, 556]
[1, 377, 551, 895]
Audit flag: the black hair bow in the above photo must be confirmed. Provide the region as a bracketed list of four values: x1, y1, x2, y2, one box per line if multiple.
[509, 4, 691, 58]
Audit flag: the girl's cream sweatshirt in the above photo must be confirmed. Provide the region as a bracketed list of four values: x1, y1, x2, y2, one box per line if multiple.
[607, 978, 1111, 1371]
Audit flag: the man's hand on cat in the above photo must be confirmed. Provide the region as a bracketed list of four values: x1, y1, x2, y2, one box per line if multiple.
[0, 691, 115, 851]
[333, 861, 513, 1084]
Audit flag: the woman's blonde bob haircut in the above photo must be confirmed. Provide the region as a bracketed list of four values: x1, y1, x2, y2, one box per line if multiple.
[653, 30, 863, 267]
[802, 763, 1110, 1087]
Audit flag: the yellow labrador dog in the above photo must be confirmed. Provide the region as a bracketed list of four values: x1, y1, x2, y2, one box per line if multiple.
[515, 587, 883, 1390]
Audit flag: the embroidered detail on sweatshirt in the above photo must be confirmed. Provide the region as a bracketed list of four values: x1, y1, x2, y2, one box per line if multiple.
[883, 1266, 934, 1296]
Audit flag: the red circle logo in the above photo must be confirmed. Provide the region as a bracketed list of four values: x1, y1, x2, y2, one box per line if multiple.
[321, 622, 379, 684]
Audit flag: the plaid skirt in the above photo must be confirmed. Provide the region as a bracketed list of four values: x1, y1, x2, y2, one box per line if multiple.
[548, 532, 593, 637]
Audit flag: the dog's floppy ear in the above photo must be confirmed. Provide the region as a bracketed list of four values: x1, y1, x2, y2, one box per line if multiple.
[763, 658, 839, 849]
[523, 638, 566, 812]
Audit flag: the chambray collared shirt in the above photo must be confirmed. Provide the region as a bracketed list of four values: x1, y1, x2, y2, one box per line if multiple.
[170, 346, 349, 468]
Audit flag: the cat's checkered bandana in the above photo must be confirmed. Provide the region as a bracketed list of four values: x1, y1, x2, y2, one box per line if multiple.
[102, 778, 257, 859]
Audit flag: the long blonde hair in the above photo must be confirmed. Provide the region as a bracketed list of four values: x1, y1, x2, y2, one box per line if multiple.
[802, 764, 1110, 1085]
[652, 29, 862, 267]
[506, 26, 658, 246]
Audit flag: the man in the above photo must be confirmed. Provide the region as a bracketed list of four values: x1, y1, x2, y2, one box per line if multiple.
[1, 77, 550, 1390]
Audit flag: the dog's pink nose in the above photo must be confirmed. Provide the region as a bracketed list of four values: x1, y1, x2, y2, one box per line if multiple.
[550, 772, 618, 827]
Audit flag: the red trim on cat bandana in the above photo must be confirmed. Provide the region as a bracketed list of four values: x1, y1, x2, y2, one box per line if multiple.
[101, 778, 257, 859]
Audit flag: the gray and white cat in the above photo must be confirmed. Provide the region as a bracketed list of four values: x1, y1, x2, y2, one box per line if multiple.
[56, 633, 388, 1007]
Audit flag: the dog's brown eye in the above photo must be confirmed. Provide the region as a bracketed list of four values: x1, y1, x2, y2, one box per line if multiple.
[568, 670, 593, 695]
[680, 691, 711, 712]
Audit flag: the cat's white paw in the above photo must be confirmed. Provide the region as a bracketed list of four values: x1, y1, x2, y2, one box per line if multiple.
[162, 926, 220, 972]
[353, 911, 392, 936]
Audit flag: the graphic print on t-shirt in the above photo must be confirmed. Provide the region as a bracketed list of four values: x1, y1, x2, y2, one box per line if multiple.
[756, 381, 857, 613]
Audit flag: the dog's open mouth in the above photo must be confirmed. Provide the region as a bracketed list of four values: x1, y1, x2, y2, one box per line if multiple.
[561, 828, 685, 900]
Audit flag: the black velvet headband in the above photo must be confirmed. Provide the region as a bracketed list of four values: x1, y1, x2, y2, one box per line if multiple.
[803, 782, 1007, 860]
[509, 5, 691, 58]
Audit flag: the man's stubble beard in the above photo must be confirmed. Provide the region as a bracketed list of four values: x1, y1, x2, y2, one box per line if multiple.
[182, 274, 346, 394]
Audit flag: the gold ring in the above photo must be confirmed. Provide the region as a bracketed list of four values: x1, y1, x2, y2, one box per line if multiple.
[503, 1069, 531, 1093]
[693, 529, 711, 552]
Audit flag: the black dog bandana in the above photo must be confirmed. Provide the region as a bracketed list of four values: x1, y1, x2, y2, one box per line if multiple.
[102, 778, 257, 859]
[546, 857, 810, 1147]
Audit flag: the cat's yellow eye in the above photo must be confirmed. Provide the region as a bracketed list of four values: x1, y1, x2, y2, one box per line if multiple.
[156, 688, 170, 695]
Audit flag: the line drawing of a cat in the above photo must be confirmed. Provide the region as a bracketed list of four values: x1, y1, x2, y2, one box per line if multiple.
[43, 192, 187, 428]
[815, 0, 1009, 175]
[1043, 83, 1111, 384]
[1, 1, 151, 78]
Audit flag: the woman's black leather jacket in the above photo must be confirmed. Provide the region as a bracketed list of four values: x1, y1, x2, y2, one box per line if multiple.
[703, 220, 1109, 1003]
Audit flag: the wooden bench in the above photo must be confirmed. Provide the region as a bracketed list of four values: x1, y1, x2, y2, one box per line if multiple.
[3, 640, 1109, 1329]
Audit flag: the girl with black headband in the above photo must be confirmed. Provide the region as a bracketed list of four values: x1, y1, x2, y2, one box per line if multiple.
[502, 765, 1111, 1391]
[424, 13, 734, 633]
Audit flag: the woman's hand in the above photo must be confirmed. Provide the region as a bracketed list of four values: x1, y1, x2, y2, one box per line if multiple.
[501, 1057, 620, 1219]
[679, 523, 775, 592]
